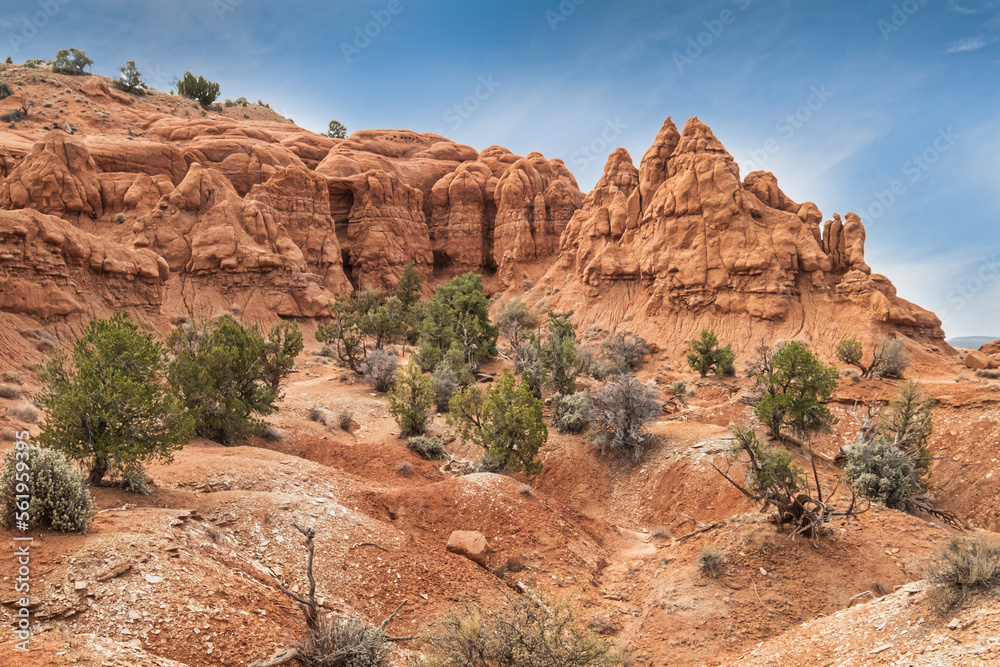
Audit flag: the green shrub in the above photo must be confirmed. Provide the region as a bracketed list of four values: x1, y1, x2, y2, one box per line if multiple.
[406, 436, 447, 461]
[447, 369, 547, 475]
[167, 315, 280, 446]
[0, 82, 11, 100]
[686, 328, 735, 377]
[753, 341, 838, 440]
[417, 273, 498, 372]
[40, 311, 192, 485]
[551, 391, 591, 434]
[418, 593, 628, 667]
[388, 359, 433, 437]
[845, 438, 916, 510]
[590, 376, 661, 462]
[836, 336, 911, 379]
[261, 321, 304, 399]
[51, 48, 92, 75]
[929, 537, 1000, 614]
[112, 59, 146, 95]
[176, 71, 220, 106]
[0, 445, 96, 533]
[878, 381, 934, 484]
[326, 120, 347, 139]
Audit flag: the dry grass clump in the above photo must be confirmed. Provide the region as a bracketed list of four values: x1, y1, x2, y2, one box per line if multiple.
[0, 383, 21, 399]
[9, 402, 39, 423]
[928, 536, 1000, 615]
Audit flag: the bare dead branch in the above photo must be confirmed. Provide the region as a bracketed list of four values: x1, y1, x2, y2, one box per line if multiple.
[248, 648, 299, 667]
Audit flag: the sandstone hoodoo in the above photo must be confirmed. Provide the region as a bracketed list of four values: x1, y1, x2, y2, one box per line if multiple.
[534, 117, 945, 359]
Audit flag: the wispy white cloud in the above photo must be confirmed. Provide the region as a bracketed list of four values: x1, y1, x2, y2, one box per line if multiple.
[948, 0, 994, 14]
[868, 244, 1000, 338]
[947, 35, 988, 51]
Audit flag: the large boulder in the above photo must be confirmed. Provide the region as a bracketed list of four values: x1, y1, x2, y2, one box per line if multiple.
[446, 530, 493, 568]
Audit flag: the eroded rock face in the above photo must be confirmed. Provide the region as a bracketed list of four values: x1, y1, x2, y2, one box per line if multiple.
[0, 133, 104, 219]
[429, 147, 584, 282]
[131, 163, 337, 317]
[0, 208, 166, 318]
[540, 116, 945, 357]
[0, 74, 949, 356]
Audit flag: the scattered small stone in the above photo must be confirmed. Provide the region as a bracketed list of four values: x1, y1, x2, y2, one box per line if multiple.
[144, 574, 163, 584]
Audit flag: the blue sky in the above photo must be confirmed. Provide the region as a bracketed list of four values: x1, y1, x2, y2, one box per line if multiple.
[2, 0, 998, 338]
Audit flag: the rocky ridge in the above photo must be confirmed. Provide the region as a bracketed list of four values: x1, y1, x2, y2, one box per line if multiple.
[0, 69, 946, 362]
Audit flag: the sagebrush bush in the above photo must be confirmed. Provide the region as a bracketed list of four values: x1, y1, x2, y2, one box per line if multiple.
[929, 536, 1000, 614]
[293, 614, 392, 667]
[601, 332, 649, 374]
[873, 337, 910, 379]
[844, 438, 917, 510]
[698, 547, 726, 578]
[418, 593, 628, 667]
[0, 383, 21, 399]
[112, 465, 150, 495]
[9, 402, 39, 423]
[590, 376, 661, 463]
[0, 445, 96, 533]
[551, 391, 591, 434]
[396, 460, 413, 477]
[264, 426, 284, 441]
[976, 368, 1000, 379]
[2, 370, 21, 384]
[337, 408, 354, 431]
[362, 349, 398, 393]
[406, 436, 447, 461]
[308, 405, 325, 422]
[431, 365, 459, 412]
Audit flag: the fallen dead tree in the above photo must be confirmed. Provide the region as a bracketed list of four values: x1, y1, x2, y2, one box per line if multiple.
[711, 425, 868, 546]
